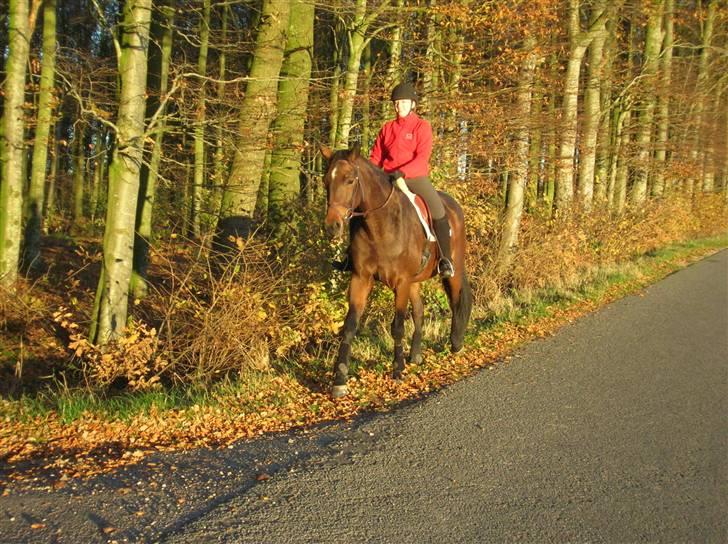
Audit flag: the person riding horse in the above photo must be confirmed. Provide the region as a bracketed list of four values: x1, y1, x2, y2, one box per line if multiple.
[334, 82, 455, 278]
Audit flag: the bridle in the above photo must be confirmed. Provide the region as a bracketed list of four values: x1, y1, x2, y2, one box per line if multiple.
[330, 160, 396, 221]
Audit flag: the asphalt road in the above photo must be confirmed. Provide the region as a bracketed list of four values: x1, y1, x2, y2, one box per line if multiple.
[1, 249, 726, 543]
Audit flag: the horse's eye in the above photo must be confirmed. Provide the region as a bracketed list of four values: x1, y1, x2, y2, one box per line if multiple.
[344, 174, 356, 185]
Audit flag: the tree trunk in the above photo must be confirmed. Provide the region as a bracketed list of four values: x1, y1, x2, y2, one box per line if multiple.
[361, 42, 373, 153]
[212, 3, 228, 193]
[334, 0, 387, 149]
[190, 0, 210, 238]
[652, 0, 673, 197]
[23, 0, 57, 271]
[421, 0, 439, 115]
[631, 0, 664, 206]
[554, 0, 605, 214]
[132, 2, 174, 299]
[576, 0, 608, 211]
[0, 0, 31, 287]
[217, 0, 290, 240]
[268, 0, 314, 225]
[90, 0, 152, 344]
[688, 0, 716, 193]
[71, 121, 86, 224]
[594, 8, 618, 205]
[381, 0, 404, 120]
[497, 38, 538, 276]
[526, 88, 542, 212]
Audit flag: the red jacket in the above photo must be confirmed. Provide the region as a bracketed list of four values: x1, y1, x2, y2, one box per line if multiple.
[369, 112, 432, 178]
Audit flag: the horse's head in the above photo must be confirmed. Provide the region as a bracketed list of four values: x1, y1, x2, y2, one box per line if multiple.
[321, 145, 363, 239]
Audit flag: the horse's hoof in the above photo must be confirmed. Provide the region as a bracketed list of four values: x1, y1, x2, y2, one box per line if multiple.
[451, 341, 463, 353]
[392, 370, 403, 381]
[409, 353, 422, 364]
[331, 385, 349, 399]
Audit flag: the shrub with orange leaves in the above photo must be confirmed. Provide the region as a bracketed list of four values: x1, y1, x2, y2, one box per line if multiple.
[54, 308, 166, 391]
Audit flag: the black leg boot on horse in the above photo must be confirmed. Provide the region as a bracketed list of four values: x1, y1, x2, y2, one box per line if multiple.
[433, 216, 454, 278]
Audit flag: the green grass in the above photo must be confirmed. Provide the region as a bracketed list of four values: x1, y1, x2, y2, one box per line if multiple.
[2, 234, 726, 426]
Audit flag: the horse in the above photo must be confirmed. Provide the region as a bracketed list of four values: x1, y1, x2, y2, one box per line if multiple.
[321, 145, 473, 398]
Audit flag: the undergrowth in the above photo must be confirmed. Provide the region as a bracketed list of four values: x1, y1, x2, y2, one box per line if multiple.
[1, 193, 726, 426]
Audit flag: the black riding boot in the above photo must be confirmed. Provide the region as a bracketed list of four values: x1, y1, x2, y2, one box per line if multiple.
[432, 217, 454, 278]
[332, 250, 353, 272]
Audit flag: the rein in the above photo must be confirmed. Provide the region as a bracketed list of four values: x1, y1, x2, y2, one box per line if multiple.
[342, 162, 396, 220]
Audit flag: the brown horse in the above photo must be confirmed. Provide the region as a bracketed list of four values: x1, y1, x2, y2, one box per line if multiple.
[321, 145, 473, 398]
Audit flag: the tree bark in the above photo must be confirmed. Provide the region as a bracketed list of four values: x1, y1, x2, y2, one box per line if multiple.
[497, 38, 538, 276]
[23, 0, 57, 271]
[631, 0, 664, 206]
[71, 121, 86, 224]
[217, 0, 290, 240]
[577, 0, 608, 211]
[334, 0, 388, 149]
[190, 0, 210, 238]
[90, 0, 152, 344]
[652, 0, 673, 197]
[554, 0, 605, 214]
[0, 0, 31, 287]
[132, 1, 174, 299]
[268, 0, 314, 225]
[688, 0, 716, 194]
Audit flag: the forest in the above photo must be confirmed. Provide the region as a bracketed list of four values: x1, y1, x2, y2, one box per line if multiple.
[0, 0, 727, 470]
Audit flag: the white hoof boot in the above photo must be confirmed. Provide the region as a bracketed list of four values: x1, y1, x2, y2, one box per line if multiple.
[331, 385, 349, 399]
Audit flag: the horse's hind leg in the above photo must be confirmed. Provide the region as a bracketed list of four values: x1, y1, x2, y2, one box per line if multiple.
[443, 273, 473, 353]
[409, 283, 424, 364]
[391, 284, 411, 380]
[333, 274, 373, 398]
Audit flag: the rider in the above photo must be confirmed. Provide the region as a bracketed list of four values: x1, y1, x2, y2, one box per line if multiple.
[334, 81, 455, 278]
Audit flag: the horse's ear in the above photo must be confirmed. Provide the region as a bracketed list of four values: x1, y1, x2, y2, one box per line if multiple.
[349, 144, 361, 160]
[320, 145, 334, 161]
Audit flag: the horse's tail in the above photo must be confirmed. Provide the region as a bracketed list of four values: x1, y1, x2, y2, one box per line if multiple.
[443, 271, 473, 353]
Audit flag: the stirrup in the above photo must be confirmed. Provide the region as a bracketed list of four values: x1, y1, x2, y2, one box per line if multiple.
[438, 258, 454, 278]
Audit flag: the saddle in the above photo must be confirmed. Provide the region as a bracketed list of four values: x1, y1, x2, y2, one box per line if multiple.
[402, 193, 437, 243]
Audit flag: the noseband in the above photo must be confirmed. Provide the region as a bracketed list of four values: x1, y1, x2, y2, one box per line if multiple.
[330, 160, 395, 221]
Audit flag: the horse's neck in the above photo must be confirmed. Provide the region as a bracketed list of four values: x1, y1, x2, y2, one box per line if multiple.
[359, 164, 394, 213]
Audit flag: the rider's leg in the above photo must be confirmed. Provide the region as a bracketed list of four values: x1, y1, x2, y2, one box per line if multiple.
[405, 177, 454, 278]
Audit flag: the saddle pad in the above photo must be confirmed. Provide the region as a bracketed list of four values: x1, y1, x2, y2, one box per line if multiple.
[404, 193, 437, 242]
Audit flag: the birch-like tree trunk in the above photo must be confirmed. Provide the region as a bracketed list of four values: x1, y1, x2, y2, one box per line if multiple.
[212, 4, 228, 191]
[268, 0, 314, 225]
[652, 0, 673, 197]
[554, 0, 605, 213]
[594, 7, 618, 205]
[380, 0, 404, 121]
[23, 0, 57, 270]
[496, 38, 538, 276]
[132, 2, 174, 299]
[687, 0, 716, 194]
[190, 0, 210, 238]
[71, 121, 86, 224]
[0, 0, 31, 287]
[631, 0, 664, 206]
[217, 0, 290, 240]
[90, 0, 152, 344]
[334, 0, 388, 149]
[576, 0, 608, 211]
[421, 0, 439, 115]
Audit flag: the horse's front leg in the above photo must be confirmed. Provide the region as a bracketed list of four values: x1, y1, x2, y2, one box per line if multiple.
[391, 283, 411, 380]
[332, 273, 373, 398]
[408, 282, 424, 364]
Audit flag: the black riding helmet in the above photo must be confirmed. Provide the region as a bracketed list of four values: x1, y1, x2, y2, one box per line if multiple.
[391, 82, 418, 103]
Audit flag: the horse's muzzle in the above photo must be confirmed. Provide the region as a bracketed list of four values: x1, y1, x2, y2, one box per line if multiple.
[325, 205, 348, 239]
